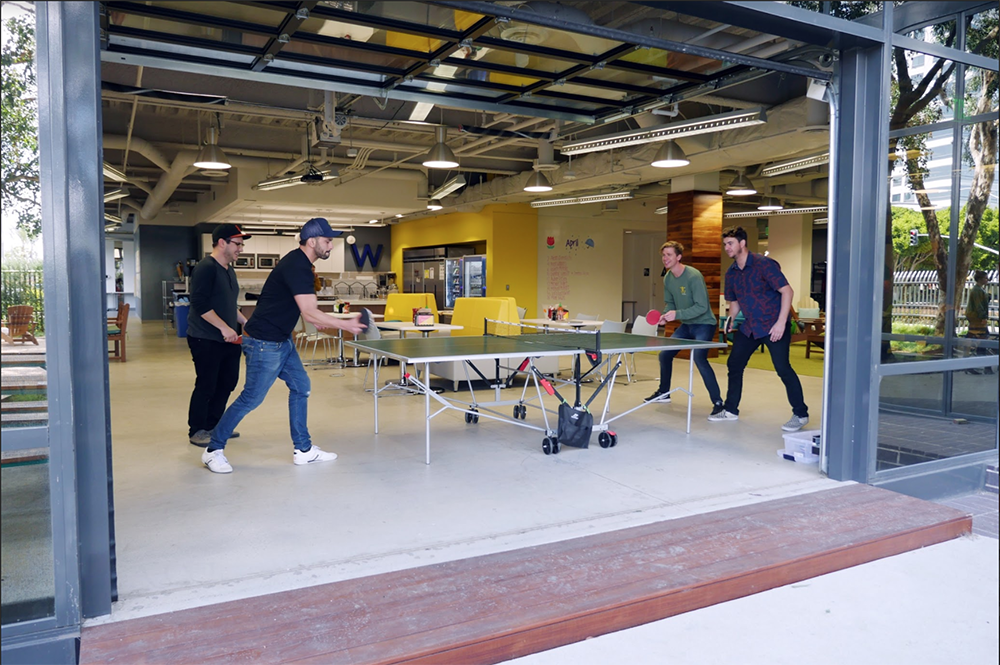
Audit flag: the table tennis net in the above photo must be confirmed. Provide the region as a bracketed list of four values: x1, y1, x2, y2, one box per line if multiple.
[483, 318, 601, 355]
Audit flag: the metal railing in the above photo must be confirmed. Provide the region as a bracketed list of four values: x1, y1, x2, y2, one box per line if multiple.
[1, 270, 45, 334]
[891, 269, 999, 331]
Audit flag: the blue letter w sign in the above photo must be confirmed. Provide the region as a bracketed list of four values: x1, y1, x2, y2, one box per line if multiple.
[351, 243, 383, 269]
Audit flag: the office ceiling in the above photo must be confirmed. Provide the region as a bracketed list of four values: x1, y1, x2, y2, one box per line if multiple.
[99, 1, 837, 232]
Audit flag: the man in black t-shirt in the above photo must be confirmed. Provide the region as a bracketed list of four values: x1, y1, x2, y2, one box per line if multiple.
[201, 218, 366, 474]
[187, 223, 250, 446]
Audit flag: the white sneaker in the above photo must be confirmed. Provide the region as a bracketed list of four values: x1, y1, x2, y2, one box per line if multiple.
[707, 409, 739, 422]
[293, 446, 338, 465]
[781, 415, 809, 432]
[202, 449, 233, 474]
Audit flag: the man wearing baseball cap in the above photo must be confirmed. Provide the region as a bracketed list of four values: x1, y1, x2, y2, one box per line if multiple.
[186, 223, 251, 446]
[201, 218, 366, 474]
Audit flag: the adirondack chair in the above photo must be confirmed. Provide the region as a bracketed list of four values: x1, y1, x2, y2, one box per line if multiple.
[1, 305, 39, 345]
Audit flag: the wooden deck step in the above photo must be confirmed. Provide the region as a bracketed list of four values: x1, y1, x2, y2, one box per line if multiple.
[78, 484, 970, 665]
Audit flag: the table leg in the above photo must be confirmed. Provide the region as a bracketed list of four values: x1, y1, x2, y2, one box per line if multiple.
[686, 352, 694, 434]
[373, 354, 380, 434]
[424, 362, 431, 465]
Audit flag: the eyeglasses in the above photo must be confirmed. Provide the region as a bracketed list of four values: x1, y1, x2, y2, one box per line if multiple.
[228, 240, 244, 247]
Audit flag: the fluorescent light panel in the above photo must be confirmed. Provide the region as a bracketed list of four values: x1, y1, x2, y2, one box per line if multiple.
[654, 205, 669, 215]
[560, 108, 766, 156]
[103, 163, 128, 182]
[430, 174, 467, 199]
[103, 188, 129, 202]
[530, 191, 632, 208]
[253, 169, 338, 191]
[724, 206, 828, 218]
[761, 152, 830, 177]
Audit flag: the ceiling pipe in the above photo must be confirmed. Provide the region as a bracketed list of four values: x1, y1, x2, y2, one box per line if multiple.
[102, 135, 173, 173]
[140, 151, 198, 219]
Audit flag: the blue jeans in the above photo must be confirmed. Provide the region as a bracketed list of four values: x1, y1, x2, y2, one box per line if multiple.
[209, 335, 312, 451]
[658, 323, 722, 404]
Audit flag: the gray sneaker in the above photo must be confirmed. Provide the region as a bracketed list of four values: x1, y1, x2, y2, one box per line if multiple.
[781, 415, 809, 432]
[707, 409, 738, 422]
[189, 429, 212, 447]
[201, 449, 233, 474]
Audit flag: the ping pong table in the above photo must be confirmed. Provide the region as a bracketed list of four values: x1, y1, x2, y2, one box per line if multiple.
[346, 328, 726, 464]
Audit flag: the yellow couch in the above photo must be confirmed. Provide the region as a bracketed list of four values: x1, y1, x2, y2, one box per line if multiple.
[428, 297, 557, 389]
[448, 297, 519, 337]
[383, 293, 439, 323]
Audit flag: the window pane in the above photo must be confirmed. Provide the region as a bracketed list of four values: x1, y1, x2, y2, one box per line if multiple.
[965, 7, 998, 57]
[1, 8, 54, 625]
[954, 118, 998, 360]
[782, 2, 883, 24]
[878, 369, 998, 471]
[891, 47, 957, 130]
[884, 129, 953, 362]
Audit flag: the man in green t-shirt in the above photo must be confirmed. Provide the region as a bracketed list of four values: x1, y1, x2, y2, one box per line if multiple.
[644, 241, 725, 416]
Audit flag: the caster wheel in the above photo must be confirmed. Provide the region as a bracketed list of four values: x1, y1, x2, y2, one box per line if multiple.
[519, 405, 527, 419]
[610, 432, 619, 447]
[473, 413, 479, 424]
[513, 405, 520, 419]
[465, 411, 473, 424]
[598, 432, 611, 448]
[542, 437, 553, 455]
[552, 439, 560, 454]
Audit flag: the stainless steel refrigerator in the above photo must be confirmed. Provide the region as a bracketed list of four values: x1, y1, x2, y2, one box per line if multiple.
[403, 246, 475, 309]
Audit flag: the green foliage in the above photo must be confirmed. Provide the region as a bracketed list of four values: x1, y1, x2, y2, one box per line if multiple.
[891, 206, 999, 272]
[1, 11, 39, 238]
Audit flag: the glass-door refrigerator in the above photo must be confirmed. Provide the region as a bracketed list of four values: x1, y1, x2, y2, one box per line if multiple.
[462, 255, 487, 298]
[445, 258, 463, 308]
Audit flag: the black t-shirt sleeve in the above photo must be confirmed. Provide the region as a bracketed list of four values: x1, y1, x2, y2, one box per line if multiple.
[190, 259, 217, 316]
[284, 258, 316, 297]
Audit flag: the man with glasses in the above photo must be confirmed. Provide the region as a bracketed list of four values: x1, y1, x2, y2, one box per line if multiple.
[187, 223, 250, 446]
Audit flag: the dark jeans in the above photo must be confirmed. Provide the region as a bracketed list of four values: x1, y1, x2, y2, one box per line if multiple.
[725, 324, 808, 417]
[658, 323, 722, 404]
[187, 336, 242, 436]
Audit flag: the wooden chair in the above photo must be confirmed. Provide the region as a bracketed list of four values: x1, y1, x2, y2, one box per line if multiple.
[2, 305, 39, 345]
[108, 302, 130, 362]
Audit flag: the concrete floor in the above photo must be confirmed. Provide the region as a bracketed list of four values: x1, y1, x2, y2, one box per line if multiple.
[86, 322, 998, 663]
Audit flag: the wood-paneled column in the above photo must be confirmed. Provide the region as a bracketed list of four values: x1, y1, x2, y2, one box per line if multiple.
[663, 189, 723, 356]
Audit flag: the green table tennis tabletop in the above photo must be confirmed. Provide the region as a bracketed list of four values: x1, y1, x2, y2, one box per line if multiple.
[347, 332, 725, 364]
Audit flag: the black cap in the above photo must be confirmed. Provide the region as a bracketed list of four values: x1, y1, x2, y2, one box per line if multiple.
[212, 223, 251, 243]
[300, 217, 343, 240]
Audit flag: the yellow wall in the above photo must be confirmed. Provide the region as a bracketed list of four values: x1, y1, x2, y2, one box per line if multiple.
[391, 204, 537, 317]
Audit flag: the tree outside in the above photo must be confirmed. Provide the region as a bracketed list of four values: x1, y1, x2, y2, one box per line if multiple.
[1, 2, 38, 239]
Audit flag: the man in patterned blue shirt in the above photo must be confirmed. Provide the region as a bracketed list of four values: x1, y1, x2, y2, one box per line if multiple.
[709, 226, 809, 432]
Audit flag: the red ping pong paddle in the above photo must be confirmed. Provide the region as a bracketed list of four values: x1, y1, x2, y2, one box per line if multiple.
[645, 309, 662, 326]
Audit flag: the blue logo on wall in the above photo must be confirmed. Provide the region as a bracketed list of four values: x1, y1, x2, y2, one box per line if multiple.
[351, 243, 383, 269]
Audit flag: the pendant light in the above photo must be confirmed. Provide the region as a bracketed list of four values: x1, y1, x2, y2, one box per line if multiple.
[757, 196, 784, 211]
[523, 170, 552, 192]
[726, 169, 757, 196]
[426, 199, 443, 211]
[650, 140, 690, 168]
[193, 125, 232, 170]
[423, 126, 459, 169]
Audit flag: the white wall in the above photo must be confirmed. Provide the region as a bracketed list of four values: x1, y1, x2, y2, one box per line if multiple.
[537, 200, 665, 321]
[766, 214, 817, 310]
